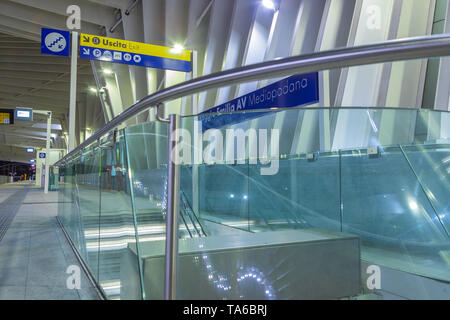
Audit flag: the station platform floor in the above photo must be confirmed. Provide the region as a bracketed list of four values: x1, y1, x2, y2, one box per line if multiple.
[0, 182, 99, 300]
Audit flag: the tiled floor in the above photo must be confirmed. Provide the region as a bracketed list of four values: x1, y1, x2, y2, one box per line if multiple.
[0, 182, 99, 300]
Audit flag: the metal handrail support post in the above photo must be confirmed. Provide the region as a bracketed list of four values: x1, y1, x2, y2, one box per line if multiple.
[164, 113, 181, 300]
[157, 103, 170, 123]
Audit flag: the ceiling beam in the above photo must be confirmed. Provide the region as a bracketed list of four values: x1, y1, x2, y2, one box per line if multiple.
[0, 14, 44, 38]
[0, 63, 93, 74]
[0, 86, 86, 100]
[0, 37, 34, 43]
[0, 99, 68, 113]
[86, 0, 127, 9]
[0, 132, 47, 141]
[0, 142, 45, 150]
[8, 129, 58, 138]
[0, 25, 40, 42]
[0, 48, 54, 56]
[0, 55, 90, 65]
[0, 1, 102, 36]
[1, 70, 94, 83]
[0, 42, 40, 49]
[0, 123, 62, 133]
[0, 135, 47, 144]
[6, 0, 116, 27]
[0, 152, 33, 163]
[0, 78, 91, 93]
[0, 93, 69, 108]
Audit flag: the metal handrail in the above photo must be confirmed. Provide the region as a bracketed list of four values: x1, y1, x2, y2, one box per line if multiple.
[56, 34, 450, 165]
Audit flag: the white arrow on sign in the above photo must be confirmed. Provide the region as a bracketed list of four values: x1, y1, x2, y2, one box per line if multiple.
[82, 48, 90, 55]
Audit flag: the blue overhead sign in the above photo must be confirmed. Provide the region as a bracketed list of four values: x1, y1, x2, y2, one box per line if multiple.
[41, 28, 71, 57]
[79, 33, 192, 72]
[200, 72, 319, 130]
[15, 108, 33, 121]
[39, 153, 46, 159]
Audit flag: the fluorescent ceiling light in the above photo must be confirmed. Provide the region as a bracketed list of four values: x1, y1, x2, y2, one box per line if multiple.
[262, 0, 276, 10]
[32, 123, 62, 130]
[170, 44, 184, 54]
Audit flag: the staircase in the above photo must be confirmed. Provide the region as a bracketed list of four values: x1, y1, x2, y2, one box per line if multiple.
[77, 187, 206, 299]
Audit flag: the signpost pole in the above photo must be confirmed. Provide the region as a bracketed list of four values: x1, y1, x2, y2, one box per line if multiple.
[68, 31, 78, 152]
[44, 112, 52, 194]
[191, 50, 198, 115]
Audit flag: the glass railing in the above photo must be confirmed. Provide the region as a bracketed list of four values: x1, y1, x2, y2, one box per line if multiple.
[57, 106, 450, 299]
[55, 38, 450, 299]
[58, 119, 208, 299]
[176, 107, 450, 288]
[59, 131, 143, 299]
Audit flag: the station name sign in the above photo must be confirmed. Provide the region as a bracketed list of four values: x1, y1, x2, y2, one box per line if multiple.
[200, 72, 319, 130]
[79, 33, 192, 72]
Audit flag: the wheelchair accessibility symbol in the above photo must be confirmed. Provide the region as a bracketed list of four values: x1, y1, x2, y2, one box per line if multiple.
[44, 32, 67, 53]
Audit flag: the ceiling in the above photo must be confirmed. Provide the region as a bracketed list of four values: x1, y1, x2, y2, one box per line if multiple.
[0, 0, 122, 163]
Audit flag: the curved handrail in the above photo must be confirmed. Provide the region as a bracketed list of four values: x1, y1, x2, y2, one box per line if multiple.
[56, 34, 450, 165]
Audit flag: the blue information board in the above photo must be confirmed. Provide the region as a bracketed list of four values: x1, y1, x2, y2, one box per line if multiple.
[15, 108, 33, 121]
[200, 72, 319, 130]
[39, 153, 46, 159]
[41, 28, 71, 57]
